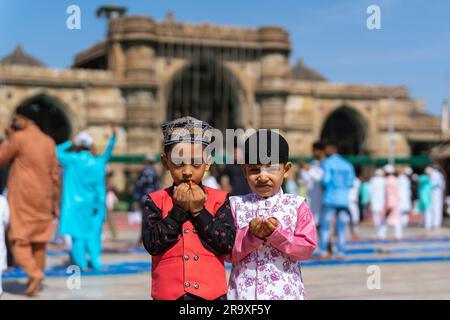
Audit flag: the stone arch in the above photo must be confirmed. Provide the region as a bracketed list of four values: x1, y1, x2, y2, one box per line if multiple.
[320, 105, 367, 155]
[13, 93, 73, 144]
[160, 58, 252, 131]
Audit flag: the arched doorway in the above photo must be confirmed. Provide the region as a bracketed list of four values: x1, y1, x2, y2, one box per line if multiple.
[166, 57, 242, 132]
[320, 106, 366, 155]
[15, 94, 72, 144]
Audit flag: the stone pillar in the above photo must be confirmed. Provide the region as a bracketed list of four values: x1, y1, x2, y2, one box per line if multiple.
[109, 16, 160, 155]
[124, 43, 155, 79]
[108, 41, 125, 76]
[108, 16, 157, 79]
[258, 26, 291, 82]
[123, 89, 160, 155]
[257, 27, 290, 130]
[258, 94, 286, 129]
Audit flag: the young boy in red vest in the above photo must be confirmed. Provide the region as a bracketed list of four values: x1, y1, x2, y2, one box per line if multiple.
[142, 116, 236, 300]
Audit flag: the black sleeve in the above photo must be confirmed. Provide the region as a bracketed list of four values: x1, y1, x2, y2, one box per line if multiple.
[142, 196, 190, 256]
[190, 197, 236, 256]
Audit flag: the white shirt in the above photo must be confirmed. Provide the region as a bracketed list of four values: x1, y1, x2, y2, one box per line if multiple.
[430, 169, 446, 191]
[349, 178, 361, 203]
[0, 195, 9, 272]
[300, 160, 323, 217]
[369, 176, 386, 213]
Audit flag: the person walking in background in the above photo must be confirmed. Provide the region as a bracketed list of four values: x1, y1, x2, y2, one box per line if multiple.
[81, 129, 117, 257]
[0, 145, 7, 194]
[379, 165, 402, 240]
[417, 167, 433, 229]
[133, 154, 160, 209]
[318, 141, 355, 259]
[56, 125, 116, 270]
[398, 167, 413, 227]
[299, 142, 325, 225]
[132, 153, 160, 245]
[106, 169, 119, 240]
[295, 161, 309, 198]
[0, 146, 13, 270]
[0, 105, 60, 296]
[359, 175, 371, 222]
[429, 165, 446, 228]
[348, 174, 361, 227]
[369, 169, 386, 238]
[0, 194, 9, 296]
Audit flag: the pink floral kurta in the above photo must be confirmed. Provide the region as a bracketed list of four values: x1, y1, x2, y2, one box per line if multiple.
[227, 189, 317, 300]
[383, 175, 401, 226]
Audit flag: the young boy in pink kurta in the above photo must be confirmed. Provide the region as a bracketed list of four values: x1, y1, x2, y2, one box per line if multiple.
[227, 130, 317, 300]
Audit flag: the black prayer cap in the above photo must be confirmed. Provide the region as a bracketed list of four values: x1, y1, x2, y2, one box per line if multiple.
[244, 130, 289, 164]
[15, 103, 41, 123]
[161, 116, 213, 147]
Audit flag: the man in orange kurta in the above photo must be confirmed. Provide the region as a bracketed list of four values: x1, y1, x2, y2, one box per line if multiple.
[0, 106, 60, 296]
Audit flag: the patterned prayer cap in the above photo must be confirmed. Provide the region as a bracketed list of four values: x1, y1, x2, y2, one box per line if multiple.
[161, 116, 213, 147]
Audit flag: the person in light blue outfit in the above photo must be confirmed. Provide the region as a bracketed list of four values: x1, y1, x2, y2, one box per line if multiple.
[56, 125, 116, 270]
[319, 141, 355, 258]
[417, 168, 433, 229]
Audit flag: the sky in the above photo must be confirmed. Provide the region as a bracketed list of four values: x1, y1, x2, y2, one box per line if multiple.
[1, 0, 449, 115]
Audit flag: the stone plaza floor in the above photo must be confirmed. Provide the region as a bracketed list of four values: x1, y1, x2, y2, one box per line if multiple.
[2, 214, 450, 300]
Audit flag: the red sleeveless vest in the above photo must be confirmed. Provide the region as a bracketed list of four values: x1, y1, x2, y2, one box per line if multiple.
[149, 186, 228, 300]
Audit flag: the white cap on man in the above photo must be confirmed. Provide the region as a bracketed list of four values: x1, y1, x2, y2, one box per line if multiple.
[145, 153, 156, 163]
[425, 166, 434, 175]
[403, 167, 413, 175]
[374, 168, 384, 176]
[74, 131, 94, 148]
[384, 164, 395, 174]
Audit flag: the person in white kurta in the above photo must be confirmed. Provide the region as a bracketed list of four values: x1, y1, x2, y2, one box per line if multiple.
[430, 167, 446, 228]
[398, 167, 413, 227]
[0, 195, 10, 295]
[348, 177, 361, 224]
[369, 169, 386, 238]
[299, 142, 325, 225]
[300, 159, 323, 225]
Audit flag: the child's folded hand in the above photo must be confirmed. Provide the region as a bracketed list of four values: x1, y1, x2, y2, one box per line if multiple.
[173, 183, 190, 211]
[249, 217, 279, 239]
[263, 217, 279, 236]
[189, 184, 207, 215]
[249, 218, 262, 238]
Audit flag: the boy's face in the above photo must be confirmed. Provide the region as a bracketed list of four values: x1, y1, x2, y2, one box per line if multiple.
[161, 143, 210, 186]
[242, 162, 292, 198]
